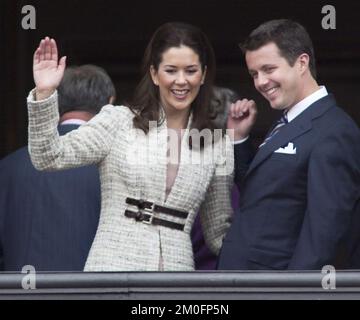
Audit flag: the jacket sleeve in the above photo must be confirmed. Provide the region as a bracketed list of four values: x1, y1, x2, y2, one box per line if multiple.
[27, 89, 126, 171]
[288, 123, 360, 269]
[199, 135, 234, 255]
[234, 138, 255, 188]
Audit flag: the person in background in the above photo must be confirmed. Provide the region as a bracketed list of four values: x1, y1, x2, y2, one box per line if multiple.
[0, 64, 115, 271]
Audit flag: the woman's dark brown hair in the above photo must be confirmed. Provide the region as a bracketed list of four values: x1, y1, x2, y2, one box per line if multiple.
[130, 22, 220, 148]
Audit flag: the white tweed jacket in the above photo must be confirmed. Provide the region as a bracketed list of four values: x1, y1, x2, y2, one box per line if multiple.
[27, 90, 234, 271]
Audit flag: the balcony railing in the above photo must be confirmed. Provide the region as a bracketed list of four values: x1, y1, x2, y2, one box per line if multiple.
[0, 271, 360, 299]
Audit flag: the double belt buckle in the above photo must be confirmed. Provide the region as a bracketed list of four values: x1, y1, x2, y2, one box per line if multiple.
[125, 197, 187, 231]
[133, 199, 154, 225]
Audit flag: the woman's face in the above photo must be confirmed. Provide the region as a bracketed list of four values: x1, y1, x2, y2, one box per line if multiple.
[150, 45, 206, 115]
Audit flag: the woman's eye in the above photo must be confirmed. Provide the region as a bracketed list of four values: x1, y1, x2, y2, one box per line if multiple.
[165, 69, 176, 74]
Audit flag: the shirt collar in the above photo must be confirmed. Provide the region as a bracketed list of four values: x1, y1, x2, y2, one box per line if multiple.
[286, 86, 328, 122]
[60, 119, 87, 125]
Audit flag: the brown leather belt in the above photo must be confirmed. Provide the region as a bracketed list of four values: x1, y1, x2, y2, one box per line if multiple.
[124, 197, 188, 231]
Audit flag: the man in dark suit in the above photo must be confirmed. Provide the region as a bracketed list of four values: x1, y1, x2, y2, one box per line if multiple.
[0, 64, 115, 271]
[218, 19, 360, 270]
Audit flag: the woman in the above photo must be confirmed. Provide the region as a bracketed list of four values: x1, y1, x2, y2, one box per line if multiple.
[27, 22, 234, 271]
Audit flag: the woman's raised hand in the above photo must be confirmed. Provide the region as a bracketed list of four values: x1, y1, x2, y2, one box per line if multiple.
[33, 37, 66, 100]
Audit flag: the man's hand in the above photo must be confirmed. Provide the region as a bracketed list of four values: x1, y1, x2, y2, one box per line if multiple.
[227, 99, 257, 141]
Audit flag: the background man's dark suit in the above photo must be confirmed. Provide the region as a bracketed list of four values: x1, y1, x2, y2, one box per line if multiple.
[0, 124, 100, 271]
[218, 95, 360, 270]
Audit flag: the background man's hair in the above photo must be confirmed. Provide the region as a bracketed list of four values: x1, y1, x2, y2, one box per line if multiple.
[58, 64, 116, 116]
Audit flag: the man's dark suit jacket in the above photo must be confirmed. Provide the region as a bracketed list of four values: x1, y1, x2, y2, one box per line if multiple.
[218, 94, 360, 270]
[0, 124, 100, 271]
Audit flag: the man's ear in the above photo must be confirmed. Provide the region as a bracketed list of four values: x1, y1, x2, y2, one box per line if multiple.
[109, 96, 115, 104]
[150, 65, 159, 86]
[298, 53, 310, 74]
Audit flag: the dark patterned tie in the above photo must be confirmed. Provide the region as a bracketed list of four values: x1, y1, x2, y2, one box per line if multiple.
[259, 111, 288, 147]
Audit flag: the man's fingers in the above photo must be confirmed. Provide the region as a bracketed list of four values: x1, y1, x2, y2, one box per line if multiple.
[235, 103, 244, 117]
[247, 100, 257, 116]
[236, 99, 253, 117]
[239, 100, 256, 115]
[44, 36, 51, 60]
[230, 100, 243, 118]
[229, 99, 257, 119]
[230, 103, 241, 118]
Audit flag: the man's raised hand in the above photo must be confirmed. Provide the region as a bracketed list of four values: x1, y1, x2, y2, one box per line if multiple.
[227, 99, 257, 141]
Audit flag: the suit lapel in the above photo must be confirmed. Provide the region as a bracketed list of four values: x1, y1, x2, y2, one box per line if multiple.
[245, 94, 336, 177]
[246, 118, 311, 175]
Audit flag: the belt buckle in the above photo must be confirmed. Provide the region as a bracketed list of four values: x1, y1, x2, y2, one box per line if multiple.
[141, 211, 154, 224]
[141, 202, 154, 224]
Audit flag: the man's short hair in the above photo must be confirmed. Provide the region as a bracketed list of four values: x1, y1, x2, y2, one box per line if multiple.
[240, 19, 317, 78]
[58, 64, 116, 116]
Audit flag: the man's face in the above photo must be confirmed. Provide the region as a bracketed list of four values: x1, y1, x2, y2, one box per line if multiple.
[245, 42, 303, 111]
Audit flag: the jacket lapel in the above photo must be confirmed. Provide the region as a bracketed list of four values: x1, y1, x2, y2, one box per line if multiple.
[245, 94, 336, 177]
[246, 118, 312, 175]
[164, 113, 193, 205]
